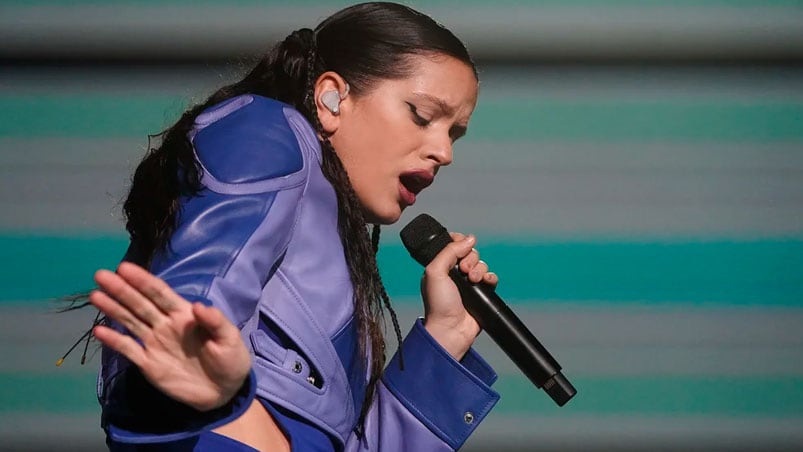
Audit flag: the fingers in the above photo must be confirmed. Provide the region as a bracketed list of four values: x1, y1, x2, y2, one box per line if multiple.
[483, 271, 499, 288]
[92, 324, 147, 367]
[116, 262, 183, 313]
[89, 288, 152, 340]
[425, 234, 476, 279]
[458, 247, 480, 274]
[466, 259, 489, 284]
[436, 233, 499, 286]
[94, 268, 167, 328]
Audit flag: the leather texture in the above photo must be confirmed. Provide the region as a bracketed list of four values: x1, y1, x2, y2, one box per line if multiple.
[99, 95, 499, 451]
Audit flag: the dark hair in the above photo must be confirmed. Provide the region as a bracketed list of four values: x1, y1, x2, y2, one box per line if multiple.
[119, 1, 475, 433]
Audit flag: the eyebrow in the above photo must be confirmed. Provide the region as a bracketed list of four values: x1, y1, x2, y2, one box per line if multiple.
[412, 92, 456, 116]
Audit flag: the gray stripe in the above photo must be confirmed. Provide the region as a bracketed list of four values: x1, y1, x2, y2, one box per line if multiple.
[2, 414, 802, 452]
[388, 140, 803, 237]
[4, 139, 803, 236]
[7, 305, 802, 376]
[0, 414, 105, 452]
[463, 416, 803, 451]
[2, 380, 802, 451]
[390, 304, 803, 376]
[1, 5, 803, 61]
[0, 138, 142, 231]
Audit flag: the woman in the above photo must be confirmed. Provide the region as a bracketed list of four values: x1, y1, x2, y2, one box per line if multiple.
[88, 2, 500, 451]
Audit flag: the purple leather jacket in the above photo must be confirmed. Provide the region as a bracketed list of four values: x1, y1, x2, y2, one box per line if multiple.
[98, 95, 499, 451]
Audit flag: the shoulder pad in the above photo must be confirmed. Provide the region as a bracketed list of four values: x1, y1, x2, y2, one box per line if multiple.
[192, 95, 304, 184]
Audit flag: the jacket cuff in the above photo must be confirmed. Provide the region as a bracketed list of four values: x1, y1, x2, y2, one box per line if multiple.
[105, 368, 256, 444]
[382, 318, 500, 450]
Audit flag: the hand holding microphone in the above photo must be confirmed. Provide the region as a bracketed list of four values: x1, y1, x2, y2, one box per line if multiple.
[401, 214, 576, 406]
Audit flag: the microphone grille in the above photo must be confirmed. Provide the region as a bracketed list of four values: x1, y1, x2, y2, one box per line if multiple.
[400, 214, 452, 266]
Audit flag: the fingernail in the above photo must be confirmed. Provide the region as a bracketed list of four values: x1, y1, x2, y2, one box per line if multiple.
[465, 234, 476, 243]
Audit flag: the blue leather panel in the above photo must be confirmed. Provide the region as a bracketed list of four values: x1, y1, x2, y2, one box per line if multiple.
[261, 400, 336, 452]
[194, 96, 304, 184]
[150, 190, 276, 327]
[382, 319, 500, 450]
[331, 318, 367, 415]
[460, 349, 499, 386]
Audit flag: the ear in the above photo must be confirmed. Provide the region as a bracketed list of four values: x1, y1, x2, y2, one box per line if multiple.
[313, 71, 350, 135]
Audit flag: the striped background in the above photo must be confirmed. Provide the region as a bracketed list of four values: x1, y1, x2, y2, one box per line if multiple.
[2, 1, 803, 451]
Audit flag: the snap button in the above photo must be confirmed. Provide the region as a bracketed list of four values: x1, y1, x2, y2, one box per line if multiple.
[307, 375, 316, 385]
[292, 361, 303, 373]
[463, 411, 474, 424]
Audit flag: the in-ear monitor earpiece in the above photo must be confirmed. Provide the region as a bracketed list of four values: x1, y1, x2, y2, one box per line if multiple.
[321, 84, 349, 115]
[321, 90, 341, 114]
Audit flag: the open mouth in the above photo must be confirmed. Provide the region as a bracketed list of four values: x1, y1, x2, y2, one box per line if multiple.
[399, 171, 434, 195]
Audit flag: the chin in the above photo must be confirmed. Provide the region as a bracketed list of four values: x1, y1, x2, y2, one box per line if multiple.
[364, 205, 403, 225]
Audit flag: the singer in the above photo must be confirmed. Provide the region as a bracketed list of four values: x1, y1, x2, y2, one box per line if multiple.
[85, 2, 503, 451]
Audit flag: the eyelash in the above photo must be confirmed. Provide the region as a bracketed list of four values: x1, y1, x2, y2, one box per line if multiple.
[406, 102, 431, 127]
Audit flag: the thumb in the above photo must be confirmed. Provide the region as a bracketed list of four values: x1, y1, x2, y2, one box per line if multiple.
[425, 234, 476, 277]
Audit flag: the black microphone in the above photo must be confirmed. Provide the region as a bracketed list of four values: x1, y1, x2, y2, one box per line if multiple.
[400, 213, 576, 406]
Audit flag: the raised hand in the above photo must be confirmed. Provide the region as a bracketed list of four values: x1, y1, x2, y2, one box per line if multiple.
[420, 232, 498, 360]
[90, 262, 251, 412]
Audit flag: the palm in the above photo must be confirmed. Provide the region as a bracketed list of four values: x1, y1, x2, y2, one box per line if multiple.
[91, 263, 251, 412]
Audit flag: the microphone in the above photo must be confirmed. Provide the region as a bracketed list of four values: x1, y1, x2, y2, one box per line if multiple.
[400, 213, 576, 406]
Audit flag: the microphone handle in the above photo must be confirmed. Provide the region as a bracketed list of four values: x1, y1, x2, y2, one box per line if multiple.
[448, 266, 577, 406]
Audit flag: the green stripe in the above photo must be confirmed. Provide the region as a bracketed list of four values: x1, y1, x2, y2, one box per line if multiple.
[377, 239, 803, 306]
[471, 100, 803, 142]
[0, 234, 129, 303]
[494, 375, 803, 416]
[4, 1, 803, 7]
[2, 373, 801, 416]
[0, 95, 187, 139]
[3, 95, 803, 142]
[2, 234, 802, 306]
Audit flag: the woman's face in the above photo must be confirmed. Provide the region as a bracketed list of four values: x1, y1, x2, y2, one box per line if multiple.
[329, 54, 479, 225]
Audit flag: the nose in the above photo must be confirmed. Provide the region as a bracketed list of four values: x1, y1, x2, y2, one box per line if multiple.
[426, 134, 453, 167]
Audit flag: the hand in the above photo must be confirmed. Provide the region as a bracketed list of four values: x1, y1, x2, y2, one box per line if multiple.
[90, 262, 251, 412]
[421, 233, 498, 360]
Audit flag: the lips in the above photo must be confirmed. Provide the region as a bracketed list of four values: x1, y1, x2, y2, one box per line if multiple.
[400, 171, 434, 194]
[399, 170, 434, 206]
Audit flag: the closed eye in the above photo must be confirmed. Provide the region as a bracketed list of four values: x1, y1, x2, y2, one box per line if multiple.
[406, 102, 431, 127]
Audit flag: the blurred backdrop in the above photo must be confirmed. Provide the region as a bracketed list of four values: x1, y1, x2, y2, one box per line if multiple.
[1, 1, 802, 451]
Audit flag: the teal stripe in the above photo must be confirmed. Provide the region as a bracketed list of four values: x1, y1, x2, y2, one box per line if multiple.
[2, 234, 802, 306]
[0, 95, 187, 139]
[494, 375, 803, 416]
[471, 100, 803, 142]
[2, 373, 801, 416]
[3, 95, 802, 142]
[377, 239, 803, 306]
[0, 234, 129, 303]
